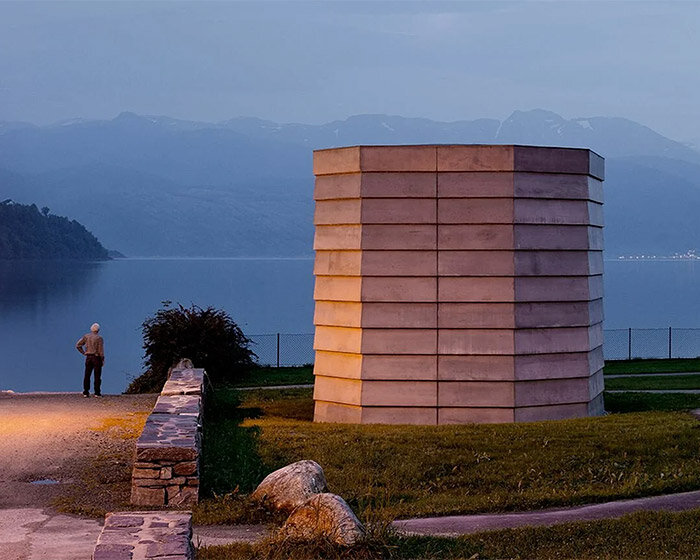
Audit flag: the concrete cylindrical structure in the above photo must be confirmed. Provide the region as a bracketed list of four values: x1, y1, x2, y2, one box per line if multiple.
[312, 145, 604, 424]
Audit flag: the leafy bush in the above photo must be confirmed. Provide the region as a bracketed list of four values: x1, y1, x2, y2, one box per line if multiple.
[125, 302, 256, 393]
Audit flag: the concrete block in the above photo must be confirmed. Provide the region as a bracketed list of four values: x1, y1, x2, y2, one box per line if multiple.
[314, 326, 362, 353]
[361, 145, 437, 172]
[438, 172, 514, 198]
[314, 225, 362, 250]
[314, 351, 362, 379]
[514, 377, 590, 407]
[315, 173, 361, 200]
[438, 355, 515, 381]
[514, 199, 597, 226]
[515, 351, 601, 380]
[589, 369, 605, 398]
[514, 250, 599, 276]
[314, 250, 362, 276]
[514, 146, 604, 180]
[514, 326, 599, 354]
[515, 275, 602, 302]
[437, 145, 514, 172]
[362, 302, 437, 328]
[314, 147, 361, 175]
[314, 401, 362, 423]
[362, 380, 437, 406]
[514, 402, 590, 422]
[361, 172, 436, 198]
[362, 250, 436, 276]
[438, 250, 514, 276]
[514, 173, 590, 200]
[362, 354, 437, 380]
[313, 276, 361, 302]
[589, 392, 605, 416]
[515, 225, 600, 250]
[514, 300, 602, 328]
[439, 277, 515, 302]
[438, 407, 515, 424]
[361, 197, 436, 224]
[362, 328, 437, 354]
[439, 224, 514, 250]
[438, 381, 514, 407]
[314, 199, 361, 225]
[362, 224, 436, 250]
[438, 302, 515, 329]
[313, 375, 362, 406]
[588, 178, 604, 204]
[438, 198, 514, 224]
[361, 406, 438, 425]
[439, 329, 515, 355]
[362, 276, 437, 302]
[314, 301, 362, 327]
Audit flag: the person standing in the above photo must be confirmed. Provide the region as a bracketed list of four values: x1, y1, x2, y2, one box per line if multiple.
[76, 322, 105, 397]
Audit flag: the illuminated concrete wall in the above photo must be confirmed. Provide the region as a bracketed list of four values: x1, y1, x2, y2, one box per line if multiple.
[312, 145, 604, 424]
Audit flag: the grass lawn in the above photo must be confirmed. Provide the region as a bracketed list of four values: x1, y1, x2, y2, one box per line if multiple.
[603, 392, 700, 413]
[196, 508, 700, 559]
[606, 374, 700, 391]
[225, 366, 313, 388]
[196, 387, 700, 525]
[604, 358, 700, 375]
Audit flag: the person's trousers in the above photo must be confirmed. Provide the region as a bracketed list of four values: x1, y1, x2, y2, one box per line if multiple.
[83, 354, 103, 395]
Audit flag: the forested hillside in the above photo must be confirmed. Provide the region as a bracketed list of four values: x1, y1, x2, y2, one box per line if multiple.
[0, 201, 109, 259]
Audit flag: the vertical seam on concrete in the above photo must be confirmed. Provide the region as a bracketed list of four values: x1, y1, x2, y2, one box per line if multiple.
[434, 146, 439, 425]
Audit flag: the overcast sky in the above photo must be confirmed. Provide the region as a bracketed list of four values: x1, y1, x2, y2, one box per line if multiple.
[1, 1, 698, 140]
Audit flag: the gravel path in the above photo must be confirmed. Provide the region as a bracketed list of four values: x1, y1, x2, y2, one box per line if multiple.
[0, 392, 156, 559]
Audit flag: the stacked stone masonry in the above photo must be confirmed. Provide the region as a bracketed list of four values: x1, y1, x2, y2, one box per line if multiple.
[312, 145, 605, 424]
[92, 511, 193, 560]
[131, 368, 205, 506]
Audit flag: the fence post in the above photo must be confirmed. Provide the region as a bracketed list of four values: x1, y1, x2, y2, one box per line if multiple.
[669, 326, 673, 359]
[276, 333, 280, 368]
[628, 327, 632, 360]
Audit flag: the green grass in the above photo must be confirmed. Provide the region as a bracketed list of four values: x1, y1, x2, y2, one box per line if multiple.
[604, 391, 700, 413]
[604, 358, 700, 375]
[195, 507, 700, 559]
[196, 387, 700, 525]
[224, 366, 314, 388]
[606, 374, 700, 391]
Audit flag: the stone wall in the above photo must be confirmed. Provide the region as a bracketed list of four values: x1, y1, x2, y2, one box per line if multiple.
[312, 144, 605, 424]
[130, 367, 205, 506]
[93, 511, 193, 559]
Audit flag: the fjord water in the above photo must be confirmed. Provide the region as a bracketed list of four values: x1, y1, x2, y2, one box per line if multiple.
[1, 258, 699, 393]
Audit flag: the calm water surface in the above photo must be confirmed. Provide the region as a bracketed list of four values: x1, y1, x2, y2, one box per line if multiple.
[0, 258, 699, 393]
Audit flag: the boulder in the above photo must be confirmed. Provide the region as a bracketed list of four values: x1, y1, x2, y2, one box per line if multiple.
[251, 460, 328, 513]
[280, 493, 365, 546]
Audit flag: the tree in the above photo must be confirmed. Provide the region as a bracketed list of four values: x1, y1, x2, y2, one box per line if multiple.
[125, 302, 256, 393]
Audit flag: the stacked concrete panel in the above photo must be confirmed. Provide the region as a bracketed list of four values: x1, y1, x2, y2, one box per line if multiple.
[312, 145, 604, 424]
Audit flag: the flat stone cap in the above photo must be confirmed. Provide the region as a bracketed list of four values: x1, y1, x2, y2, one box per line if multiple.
[162, 368, 205, 396]
[93, 511, 193, 559]
[313, 145, 604, 180]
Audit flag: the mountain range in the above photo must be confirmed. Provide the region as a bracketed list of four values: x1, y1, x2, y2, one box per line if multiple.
[1, 109, 699, 257]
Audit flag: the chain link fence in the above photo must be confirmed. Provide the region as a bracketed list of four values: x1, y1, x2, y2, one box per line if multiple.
[604, 328, 700, 360]
[248, 333, 315, 367]
[248, 329, 700, 366]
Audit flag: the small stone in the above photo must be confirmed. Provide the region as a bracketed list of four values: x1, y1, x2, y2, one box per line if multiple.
[160, 466, 173, 479]
[130, 485, 165, 506]
[280, 493, 365, 547]
[173, 461, 198, 476]
[251, 460, 328, 514]
[133, 468, 160, 479]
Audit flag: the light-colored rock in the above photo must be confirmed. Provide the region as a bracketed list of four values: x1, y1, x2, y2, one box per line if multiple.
[251, 460, 328, 513]
[280, 493, 365, 546]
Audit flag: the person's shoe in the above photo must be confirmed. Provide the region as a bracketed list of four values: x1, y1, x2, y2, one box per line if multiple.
[83, 393, 90, 398]
[94, 394, 102, 398]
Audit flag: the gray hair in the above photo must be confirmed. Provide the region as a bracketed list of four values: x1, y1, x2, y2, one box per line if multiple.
[90, 323, 100, 332]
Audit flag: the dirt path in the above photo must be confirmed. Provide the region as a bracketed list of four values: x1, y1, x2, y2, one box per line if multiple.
[0, 392, 156, 560]
[0, 392, 156, 508]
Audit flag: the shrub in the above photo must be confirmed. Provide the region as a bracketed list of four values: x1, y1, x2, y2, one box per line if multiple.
[125, 302, 256, 393]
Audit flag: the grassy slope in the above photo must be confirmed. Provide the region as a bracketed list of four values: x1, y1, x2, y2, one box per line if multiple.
[604, 358, 700, 375]
[225, 366, 314, 388]
[197, 388, 700, 523]
[606, 373, 700, 390]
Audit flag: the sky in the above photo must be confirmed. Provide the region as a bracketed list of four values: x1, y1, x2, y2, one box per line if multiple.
[1, 0, 699, 141]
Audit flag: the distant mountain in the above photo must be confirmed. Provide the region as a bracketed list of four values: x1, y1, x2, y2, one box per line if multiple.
[0, 200, 110, 260]
[0, 109, 698, 257]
